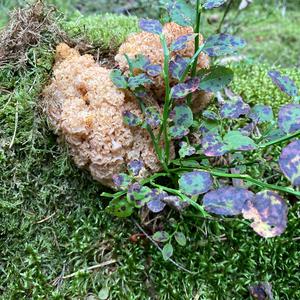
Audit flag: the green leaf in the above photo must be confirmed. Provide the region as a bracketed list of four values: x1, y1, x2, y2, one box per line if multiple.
[174, 232, 186, 246]
[110, 70, 128, 89]
[127, 184, 152, 208]
[198, 66, 234, 93]
[106, 198, 133, 218]
[162, 243, 174, 260]
[178, 171, 213, 196]
[152, 231, 170, 242]
[129, 54, 150, 71]
[167, 0, 195, 27]
[171, 105, 193, 128]
[223, 131, 257, 151]
[128, 74, 152, 89]
[112, 173, 132, 190]
[203, 34, 246, 57]
[98, 287, 110, 300]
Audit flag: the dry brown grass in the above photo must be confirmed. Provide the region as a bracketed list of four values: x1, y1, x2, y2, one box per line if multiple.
[0, 1, 64, 68]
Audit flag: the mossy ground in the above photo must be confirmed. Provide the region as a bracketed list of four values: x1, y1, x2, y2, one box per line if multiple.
[1, 2, 300, 300]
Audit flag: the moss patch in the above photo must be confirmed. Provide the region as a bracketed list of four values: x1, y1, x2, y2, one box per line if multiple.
[1, 8, 300, 300]
[63, 13, 138, 50]
[231, 62, 300, 112]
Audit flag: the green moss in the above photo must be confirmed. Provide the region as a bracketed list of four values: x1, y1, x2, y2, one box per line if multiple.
[2, 8, 300, 299]
[231, 62, 300, 112]
[63, 13, 139, 49]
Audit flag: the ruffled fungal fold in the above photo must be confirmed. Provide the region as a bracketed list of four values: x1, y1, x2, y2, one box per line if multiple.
[43, 43, 161, 187]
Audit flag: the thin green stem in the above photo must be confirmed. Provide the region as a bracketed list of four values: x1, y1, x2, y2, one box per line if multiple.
[259, 129, 300, 149]
[150, 180, 210, 217]
[160, 35, 171, 166]
[179, 45, 204, 83]
[168, 167, 300, 198]
[186, 1, 202, 106]
[217, 0, 234, 33]
[125, 54, 166, 169]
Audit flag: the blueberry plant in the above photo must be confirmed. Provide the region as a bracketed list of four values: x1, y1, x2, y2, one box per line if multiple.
[104, 0, 300, 255]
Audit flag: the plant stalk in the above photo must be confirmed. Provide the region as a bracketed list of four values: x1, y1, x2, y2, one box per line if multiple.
[186, 0, 202, 106]
[259, 129, 300, 149]
[160, 35, 172, 166]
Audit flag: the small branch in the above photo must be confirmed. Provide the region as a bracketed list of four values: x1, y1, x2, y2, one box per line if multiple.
[59, 260, 117, 280]
[35, 212, 56, 224]
[132, 218, 197, 275]
[168, 168, 300, 198]
[9, 99, 19, 149]
[259, 130, 300, 149]
[217, 0, 234, 33]
[159, 35, 171, 166]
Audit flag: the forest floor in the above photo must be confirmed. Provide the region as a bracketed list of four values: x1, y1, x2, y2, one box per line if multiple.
[1, 1, 300, 299]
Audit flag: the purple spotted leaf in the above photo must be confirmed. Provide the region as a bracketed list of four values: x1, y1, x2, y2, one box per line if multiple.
[167, 0, 195, 27]
[203, 0, 228, 9]
[145, 64, 162, 77]
[171, 104, 193, 128]
[162, 243, 174, 260]
[203, 34, 246, 57]
[129, 54, 151, 71]
[171, 34, 197, 51]
[250, 104, 274, 124]
[202, 110, 219, 121]
[145, 106, 161, 128]
[220, 97, 250, 119]
[123, 111, 142, 127]
[106, 197, 133, 218]
[110, 70, 128, 89]
[268, 70, 298, 97]
[203, 186, 254, 216]
[201, 132, 228, 157]
[279, 140, 300, 186]
[174, 232, 186, 246]
[128, 159, 144, 176]
[169, 126, 190, 139]
[223, 131, 256, 151]
[128, 74, 153, 89]
[179, 171, 213, 196]
[179, 142, 196, 158]
[147, 189, 167, 213]
[112, 173, 132, 190]
[278, 104, 300, 134]
[171, 78, 200, 99]
[169, 55, 189, 80]
[139, 19, 163, 35]
[242, 190, 288, 238]
[249, 282, 274, 300]
[127, 183, 152, 208]
[264, 127, 285, 142]
[163, 195, 190, 211]
[152, 231, 170, 242]
[198, 66, 234, 93]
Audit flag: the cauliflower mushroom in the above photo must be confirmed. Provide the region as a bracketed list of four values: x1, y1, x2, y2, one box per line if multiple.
[43, 43, 164, 187]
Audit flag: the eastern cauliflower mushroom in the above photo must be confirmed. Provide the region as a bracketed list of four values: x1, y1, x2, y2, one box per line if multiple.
[43, 43, 163, 187]
[115, 22, 213, 112]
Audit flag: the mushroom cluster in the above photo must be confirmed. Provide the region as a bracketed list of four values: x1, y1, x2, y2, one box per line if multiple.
[43, 23, 212, 187]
